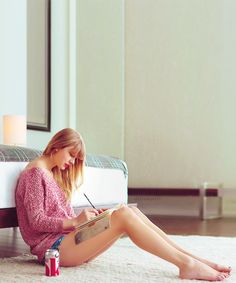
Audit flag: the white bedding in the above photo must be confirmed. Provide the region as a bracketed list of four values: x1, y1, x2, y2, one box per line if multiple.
[0, 162, 128, 209]
[73, 166, 128, 207]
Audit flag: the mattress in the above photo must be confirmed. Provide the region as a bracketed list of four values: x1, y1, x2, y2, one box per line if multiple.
[0, 145, 128, 209]
[72, 166, 127, 207]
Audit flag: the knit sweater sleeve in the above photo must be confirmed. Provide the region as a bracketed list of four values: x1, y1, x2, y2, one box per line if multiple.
[22, 169, 64, 233]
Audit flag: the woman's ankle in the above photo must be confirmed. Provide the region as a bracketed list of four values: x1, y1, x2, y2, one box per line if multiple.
[178, 256, 195, 270]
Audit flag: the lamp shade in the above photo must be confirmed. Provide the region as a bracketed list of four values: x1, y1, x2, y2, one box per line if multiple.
[3, 115, 27, 146]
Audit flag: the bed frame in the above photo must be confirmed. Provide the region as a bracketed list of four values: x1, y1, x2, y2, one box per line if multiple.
[0, 208, 18, 228]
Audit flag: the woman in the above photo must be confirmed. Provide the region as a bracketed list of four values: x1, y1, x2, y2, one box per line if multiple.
[15, 128, 231, 281]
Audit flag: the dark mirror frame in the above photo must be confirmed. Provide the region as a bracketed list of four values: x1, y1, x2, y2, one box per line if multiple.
[27, 0, 51, 132]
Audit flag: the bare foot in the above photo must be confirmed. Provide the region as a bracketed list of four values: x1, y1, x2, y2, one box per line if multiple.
[187, 252, 231, 273]
[198, 258, 231, 273]
[179, 259, 230, 281]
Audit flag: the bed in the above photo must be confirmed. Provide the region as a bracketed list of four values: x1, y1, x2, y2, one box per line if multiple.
[0, 144, 128, 228]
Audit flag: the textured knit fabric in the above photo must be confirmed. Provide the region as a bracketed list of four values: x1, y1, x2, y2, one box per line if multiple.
[15, 167, 76, 262]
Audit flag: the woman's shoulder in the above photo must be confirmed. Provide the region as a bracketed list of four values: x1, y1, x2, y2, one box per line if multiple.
[17, 167, 54, 194]
[24, 158, 42, 170]
[17, 157, 54, 189]
[16, 168, 44, 195]
[22, 159, 52, 179]
[19, 167, 45, 181]
[22, 166, 43, 174]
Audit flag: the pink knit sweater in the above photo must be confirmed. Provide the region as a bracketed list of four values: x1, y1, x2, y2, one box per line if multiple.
[15, 167, 76, 262]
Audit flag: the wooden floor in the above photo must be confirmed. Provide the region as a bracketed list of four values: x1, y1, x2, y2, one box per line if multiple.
[148, 215, 236, 237]
[0, 216, 235, 258]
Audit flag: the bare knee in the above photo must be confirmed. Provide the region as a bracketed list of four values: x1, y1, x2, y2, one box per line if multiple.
[115, 205, 133, 217]
[111, 205, 134, 230]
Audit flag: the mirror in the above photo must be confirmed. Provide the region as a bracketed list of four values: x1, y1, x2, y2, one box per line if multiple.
[27, 0, 51, 131]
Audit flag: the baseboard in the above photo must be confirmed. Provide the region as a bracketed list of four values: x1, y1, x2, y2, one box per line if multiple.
[128, 187, 236, 217]
[128, 187, 219, 196]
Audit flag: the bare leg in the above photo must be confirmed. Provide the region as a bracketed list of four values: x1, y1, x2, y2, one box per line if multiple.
[59, 206, 228, 281]
[130, 206, 231, 273]
[59, 227, 122, 266]
[84, 239, 119, 263]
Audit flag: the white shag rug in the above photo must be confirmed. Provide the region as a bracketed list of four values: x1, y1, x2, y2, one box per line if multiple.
[0, 235, 235, 283]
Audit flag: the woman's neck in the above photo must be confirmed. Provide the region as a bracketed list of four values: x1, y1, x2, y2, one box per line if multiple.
[25, 155, 56, 179]
[37, 155, 56, 172]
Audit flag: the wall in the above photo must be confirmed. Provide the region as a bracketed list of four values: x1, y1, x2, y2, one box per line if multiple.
[0, 0, 124, 155]
[76, 0, 125, 158]
[0, 0, 26, 142]
[1, 0, 236, 195]
[125, 0, 236, 192]
[27, 0, 125, 158]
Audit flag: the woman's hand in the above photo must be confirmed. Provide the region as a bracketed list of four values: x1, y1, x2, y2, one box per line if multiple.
[78, 208, 99, 223]
[62, 208, 99, 230]
[97, 208, 109, 214]
[72, 208, 100, 228]
[62, 208, 112, 230]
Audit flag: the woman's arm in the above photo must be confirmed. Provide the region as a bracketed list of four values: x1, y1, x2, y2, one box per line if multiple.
[21, 170, 66, 233]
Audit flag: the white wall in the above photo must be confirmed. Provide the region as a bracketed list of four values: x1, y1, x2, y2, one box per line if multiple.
[125, 0, 236, 190]
[76, 0, 125, 158]
[0, 0, 26, 143]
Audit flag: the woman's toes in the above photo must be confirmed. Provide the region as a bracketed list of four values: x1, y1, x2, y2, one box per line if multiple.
[217, 272, 230, 281]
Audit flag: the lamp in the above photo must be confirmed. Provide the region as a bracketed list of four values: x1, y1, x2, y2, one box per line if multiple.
[3, 115, 27, 146]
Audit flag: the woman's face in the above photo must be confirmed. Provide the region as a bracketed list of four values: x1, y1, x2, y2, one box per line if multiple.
[54, 146, 77, 170]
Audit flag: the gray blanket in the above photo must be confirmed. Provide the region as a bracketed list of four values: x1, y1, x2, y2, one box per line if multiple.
[0, 144, 128, 177]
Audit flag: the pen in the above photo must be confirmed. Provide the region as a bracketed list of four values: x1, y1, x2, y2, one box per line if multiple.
[83, 193, 97, 210]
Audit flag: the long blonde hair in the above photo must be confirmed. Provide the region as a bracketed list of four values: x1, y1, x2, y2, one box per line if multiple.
[43, 128, 86, 201]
